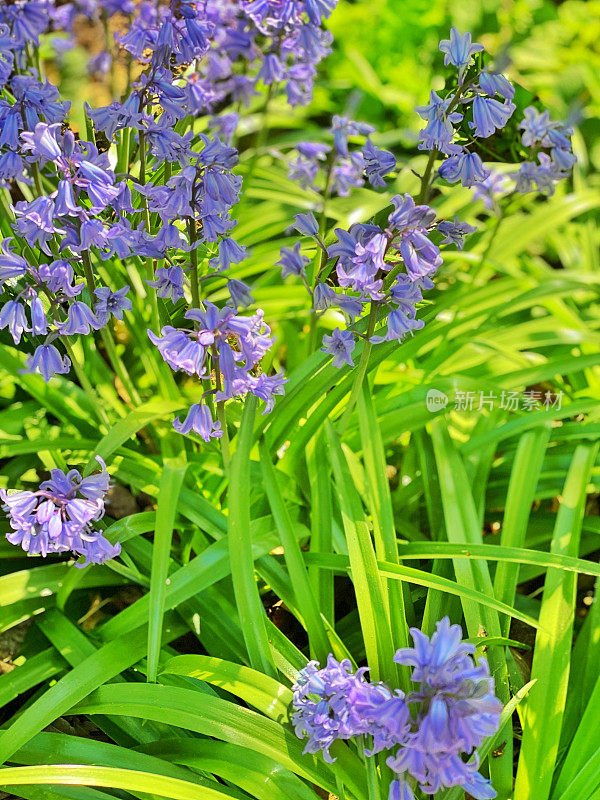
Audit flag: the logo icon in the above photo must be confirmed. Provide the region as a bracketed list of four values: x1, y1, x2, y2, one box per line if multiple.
[426, 389, 449, 413]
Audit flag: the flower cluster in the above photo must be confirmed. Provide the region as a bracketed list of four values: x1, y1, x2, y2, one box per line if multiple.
[288, 117, 396, 196]
[0, 0, 294, 434]
[292, 618, 502, 800]
[514, 106, 576, 196]
[0, 237, 131, 381]
[0, 457, 119, 566]
[282, 194, 474, 368]
[416, 28, 515, 188]
[282, 115, 469, 367]
[278, 27, 577, 370]
[149, 302, 286, 437]
[415, 28, 575, 195]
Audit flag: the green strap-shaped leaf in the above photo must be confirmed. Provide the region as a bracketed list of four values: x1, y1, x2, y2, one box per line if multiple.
[0, 765, 239, 800]
[70, 682, 365, 798]
[514, 442, 599, 800]
[228, 395, 276, 677]
[326, 420, 396, 684]
[148, 457, 188, 682]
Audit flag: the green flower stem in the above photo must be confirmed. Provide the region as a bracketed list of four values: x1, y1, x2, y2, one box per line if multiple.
[417, 148, 438, 204]
[211, 346, 231, 472]
[138, 129, 160, 332]
[30, 163, 44, 198]
[338, 302, 379, 435]
[359, 740, 381, 800]
[188, 220, 201, 310]
[417, 82, 467, 204]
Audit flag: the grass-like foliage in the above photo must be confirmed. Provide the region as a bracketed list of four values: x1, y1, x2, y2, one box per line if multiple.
[0, 1, 599, 800]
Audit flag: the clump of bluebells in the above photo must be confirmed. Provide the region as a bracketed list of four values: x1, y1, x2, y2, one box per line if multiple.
[281, 28, 575, 368]
[0, 0, 337, 563]
[0, 457, 118, 566]
[292, 618, 502, 800]
[0, 0, 317, 442]
[0, 9, 577, 569]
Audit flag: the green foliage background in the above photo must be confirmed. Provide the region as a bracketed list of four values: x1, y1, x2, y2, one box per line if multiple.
[1, 2, 600, 800]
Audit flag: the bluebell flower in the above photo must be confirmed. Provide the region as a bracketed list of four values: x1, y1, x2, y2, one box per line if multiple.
[479, 71, 515, 100]
[387, 617, 502, 799]
[0, 245, 28, 287]
[331, 116, 375, 157]
[85, 100, 142, 140]
[278, 242, 309, 278]
[289, 155, 320, 190]
[0, 300, 29, 344]
[362, 139, 396, 187]
[470, 95, 515, 139]
[471, 172, 508, 210]
[13, 197, 57, 254]
[513, 155, 556, 196]
[296, 142, 330, 160]
[148, 325, 206, 376]
[58, 301, 104, 336]
[227, 278, 254, 308]
[87, 50, 112, 76]
[257, 53, 284, 85]
[436, 217, 477, 249]
[0, 151, 27, 185]
[22, 343, 71, 382]
[20, 121, 63, 162]
[38, 259, 84, 298]
[438, 28, 483, 80]
[387, 196, 442, 280]
[291, 655, 369, 761]
[519, 106, 551, 147]
[305, 0, 337, 25]
[294, 211, 319, 237]
[331, 152, 367, 195]
[370, 307, 424, 343]
[94, 286, 132, 323]
[247, 372, 287, 414]
[339, 234, 386, 298]
[439, 151, 490, 188]
[146, 124, 194, 163]
[415, 91, 463, 154]
[209, 113, 239, 145]
[209, 237, 247, 271]
[335, 294, 366, 320]
[313, 283, 336, 310]
[54, 180, 79, 217]
[28, 292, 48, 336]
[173, 403, 223, 441]
[388, 778, 415, 800]
[551, 146, 576, 172]
[344, 679, 410, 755]
[149, 303, 283, 414]
[1, 457, 119, 566]
[148, 266, 186, 302]
[388, 194, 436, 232]
[321, 328, 356, 368]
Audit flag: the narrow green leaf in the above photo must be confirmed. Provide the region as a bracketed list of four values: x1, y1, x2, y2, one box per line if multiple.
[326, 421, 396, 684]
[514, 442, 599, 800]
[0, 765, 239, 800]
[494, 425, 551, 635]
[228, 395, 275, 677]
[260, 444, 330, 662]
[148, 458, 188, 682]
